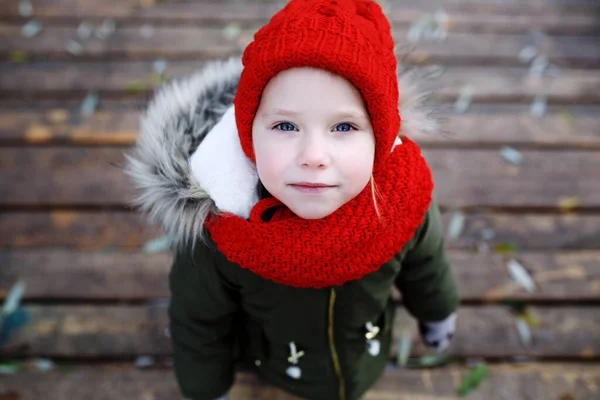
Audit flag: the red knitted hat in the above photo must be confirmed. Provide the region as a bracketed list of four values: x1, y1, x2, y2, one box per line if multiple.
[233, 0, 399, 171]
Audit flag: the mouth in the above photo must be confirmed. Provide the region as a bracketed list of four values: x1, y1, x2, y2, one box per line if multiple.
[288, 182, 337, 194]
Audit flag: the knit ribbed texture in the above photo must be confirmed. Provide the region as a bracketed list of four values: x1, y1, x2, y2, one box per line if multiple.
[205, 138, 433, 288]
[233, 0, 399, 171]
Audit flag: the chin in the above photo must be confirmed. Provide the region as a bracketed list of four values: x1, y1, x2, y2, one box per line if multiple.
[289, 205, 338, 220]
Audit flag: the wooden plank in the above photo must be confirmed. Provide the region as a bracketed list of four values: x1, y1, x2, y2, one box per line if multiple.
[0, 3, 597, 35]
[0, 211, 597, 251]
[1, 364, 599, 400]
[7, 305, 599, 358]
[1, 250, 599, 302]
[1, 25, 599, 67]
[0, 0, 598, 20]
[1, 148, 599, 208]
[0, 212, 161, 250]
[2, 62, 599, 104]
[1, 105, 598, 148]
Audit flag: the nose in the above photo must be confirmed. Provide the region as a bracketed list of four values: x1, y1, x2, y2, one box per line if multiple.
[297, 133, 330, 169]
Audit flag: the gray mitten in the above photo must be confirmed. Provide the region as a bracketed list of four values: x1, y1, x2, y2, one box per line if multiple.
[418, 312, 457, 353]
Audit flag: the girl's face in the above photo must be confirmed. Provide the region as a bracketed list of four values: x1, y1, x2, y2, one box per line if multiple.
[252, 67, 375, 219]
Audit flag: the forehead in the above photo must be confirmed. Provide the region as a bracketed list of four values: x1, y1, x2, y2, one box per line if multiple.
[258, 67, 366, 112]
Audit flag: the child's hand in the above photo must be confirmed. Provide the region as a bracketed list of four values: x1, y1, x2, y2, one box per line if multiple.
[418, 312, 457, 353]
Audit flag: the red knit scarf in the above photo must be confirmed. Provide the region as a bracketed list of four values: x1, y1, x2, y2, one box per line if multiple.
[205, 137, 433, 288]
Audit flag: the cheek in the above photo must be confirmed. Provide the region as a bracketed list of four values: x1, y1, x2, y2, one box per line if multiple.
[340, 136, 375, 183]
[253, 137, 289, 185]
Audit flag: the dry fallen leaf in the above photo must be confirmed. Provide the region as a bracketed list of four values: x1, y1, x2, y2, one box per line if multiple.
[530, 96, 547, 119]
[21, 20, 43, 38]
[8, 51, 29, 63]
[222, 23, 242, 40]
[557, 197, 580, 213]
[396, 331, 412, 367]
[499, 146, 523, 165]
[507, 259, 536, 293]
[446, 209, 466, 241]
[515, 318, 532, 346]
[518, 45, 537, 63]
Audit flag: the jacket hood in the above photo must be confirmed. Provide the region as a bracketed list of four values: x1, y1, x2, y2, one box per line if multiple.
[124, 57, 440, 249]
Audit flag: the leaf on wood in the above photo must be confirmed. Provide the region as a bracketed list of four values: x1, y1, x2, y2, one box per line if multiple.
[76, 21, 94, 40]
[2, 282, 26, 316]
[517, 45, 537, 63]
[493, 243, 518, 255]
[153, 59, 168, 74]
[65, 39, 84, 56]
[514, 307, 541, 329]
[396, 331, 412, 367]
[80, 91, 99, 117]
[19, 0, 33, 17]
[557, 110, 576, 132]
[480, 228, 496, 241]
[515, 317, 532, 346]
[0, 308, 29, 346]
[499, 146, 523, 165]
[457, 364, 489, 397]
[31, 358, 55, 372]
[446, 209, 465, 241]
[95, 19, 116, 39]
[222, 23, 242, 40]
[142, 235, 172, 253]
[406, 354, 452, 368]
[20, 21, 43, 38]
[0, 361, 23, 375]
[530, 96, 547, 119]
[557, 196, 580, 213]
[507, 258, 536, 293]
[454, 85, 474, 114]
[8, 51, 29, 63]
[125, 80, 150, 93]
[529, 55, 549, 77]
[135, 355, 155, 368]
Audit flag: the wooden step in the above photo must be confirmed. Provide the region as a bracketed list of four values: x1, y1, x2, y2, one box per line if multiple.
[1, 211, 597, 251]
[1, 147, 599, 209]
[1, 104, 599, 148]
[4, 305, 598, 359]
[2, 25, 599, 67]
[0, 363, 598, 400]
[2, 249, 598, 302]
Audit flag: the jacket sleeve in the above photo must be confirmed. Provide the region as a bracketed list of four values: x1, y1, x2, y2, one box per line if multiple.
[394, 198, 460, 322]
[169, 240, 240, 400]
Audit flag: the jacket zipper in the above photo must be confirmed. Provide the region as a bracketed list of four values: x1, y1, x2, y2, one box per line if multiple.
[328, 288, 346, 400]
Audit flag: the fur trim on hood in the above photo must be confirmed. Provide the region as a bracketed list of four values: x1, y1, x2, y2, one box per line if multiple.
[124, 57, 441, 249]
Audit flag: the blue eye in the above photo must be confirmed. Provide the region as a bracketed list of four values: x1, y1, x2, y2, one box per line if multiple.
[334, 123, 355, 132]
[275, 122, 296, 131]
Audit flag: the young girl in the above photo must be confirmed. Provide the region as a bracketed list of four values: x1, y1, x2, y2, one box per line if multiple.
[126, 0, 459, 399]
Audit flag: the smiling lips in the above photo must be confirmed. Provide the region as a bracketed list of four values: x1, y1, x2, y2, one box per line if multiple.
[289, 182, 337, 194]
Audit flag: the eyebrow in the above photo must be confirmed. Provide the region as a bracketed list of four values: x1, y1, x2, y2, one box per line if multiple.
[263, 108, 369, 121]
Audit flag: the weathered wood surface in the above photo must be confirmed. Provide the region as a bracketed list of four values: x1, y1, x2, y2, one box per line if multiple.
[1, 0, 599, 29]
[1, 211, 597, 250]
[1, 147, 599, 208]
[6, 305, 599, 358]
[2, 62, 600, 104]
[2, 25, 599, 67]
[1, 105, 599, 148]
[1, 364, 599, 400]
[1, 250, 599, 302]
